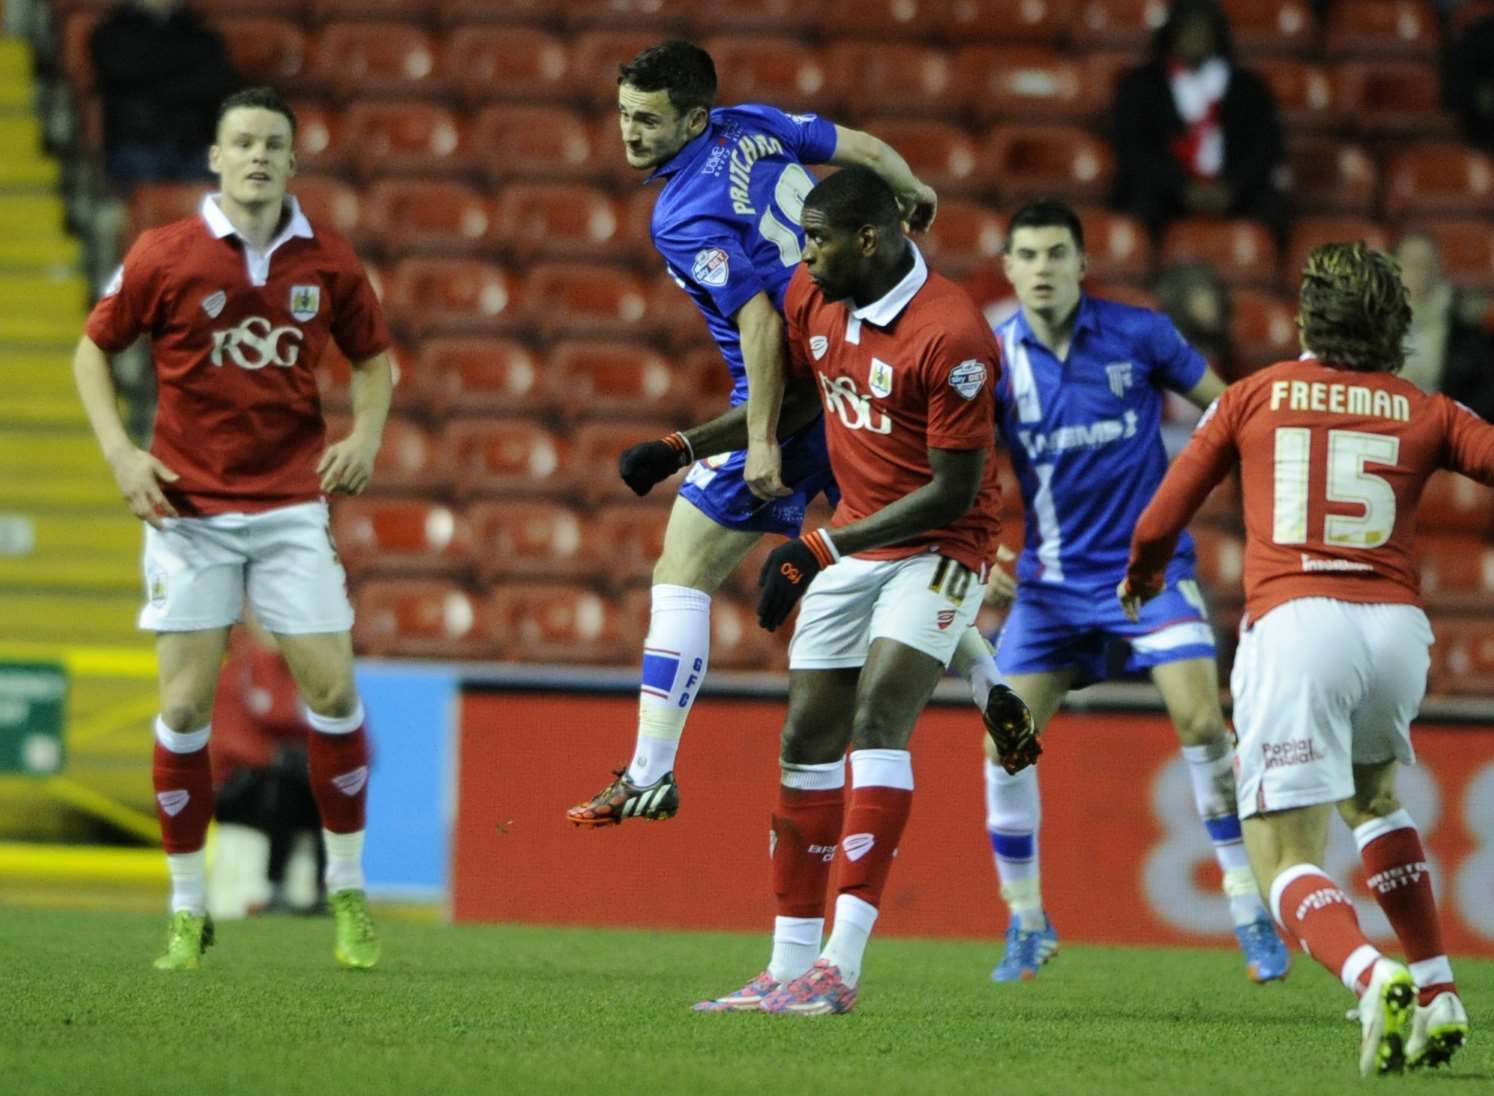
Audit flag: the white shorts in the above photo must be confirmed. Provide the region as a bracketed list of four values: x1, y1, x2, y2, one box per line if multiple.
[789, 553, 986, 670]
[139, 500, 354, 634]
[1230, 598, 1432, 819]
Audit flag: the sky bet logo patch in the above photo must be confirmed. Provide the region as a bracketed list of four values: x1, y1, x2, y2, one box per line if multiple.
[949, 359, 987, 400]
[692, 248, 730, 288]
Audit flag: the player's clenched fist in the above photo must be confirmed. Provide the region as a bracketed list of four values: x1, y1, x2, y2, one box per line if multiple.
[618, 432, 691, 496]
[983, 684, 1040, 775]
[756, 529, 839, 631]
[108, 445, 179, 529]
[318, 431, 379, 495]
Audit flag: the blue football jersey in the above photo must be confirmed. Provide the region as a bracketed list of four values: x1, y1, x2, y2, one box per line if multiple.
[647, 104, 838, 406]
[994, 295, 1207, 588]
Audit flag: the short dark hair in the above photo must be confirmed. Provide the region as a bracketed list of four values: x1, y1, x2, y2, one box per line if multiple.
[1297, 241, 1411, 374]
[1005, 199, 1085, 252]
[215, 86, 297, 139]
[803, 166, 902, 234]
[617, 41, 716, 117]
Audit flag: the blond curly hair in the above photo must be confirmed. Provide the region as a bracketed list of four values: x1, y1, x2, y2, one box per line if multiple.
[1296, 241, 1411, 373]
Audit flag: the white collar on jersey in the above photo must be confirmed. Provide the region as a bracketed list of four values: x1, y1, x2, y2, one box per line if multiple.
[849, 241, 928, 327]
[200, 193, 313, 248]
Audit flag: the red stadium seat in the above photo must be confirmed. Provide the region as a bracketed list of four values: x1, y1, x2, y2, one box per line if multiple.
[1070, 0, 1169, 51]
[857, 117, 983, 197]
[1081, 52, 1140, 117]
[446, 26, 572, 106]
[1160, 218, 1279, 289]
[614, 186, 662, 264]
[416, 337, 553, 417]
[817, 0, 937, 40]
[1323, 0, 1439, 59]
[1401, 220, 1494, 292]
[494, 182, 622, 263]
[434, 0, 555, 26]
[701, 35, 836, 115]
[571, 419, 682, 505]
[562, 0, 691, 32]
[1283, 137, 1378, 218]
[342, 101, 471, 178]
[1188, 524, 1245, 602]
[487, 583, 632, 664]
[324, 412, 452, 494]
[308, 0, 437, 22]
[824, 42, 956, 120]
[288, 100, 349, 174]
[191, 0, 307, 18]
[1282, 216, 1391, 292]
[522, 262, 655, 340]
[1087, 281, 1157, 310]
[290, 175, 362, 241]
[693, 0, 823, 35]
[448, 417, 572, 498]
[471, 105, 604, 184]
[682, 344, 737, 419]
[921, 200, 1005, 281]
[593, 504, 674, 588]
[123, 183, 207, 247]
[216, 18, 312, 91]
[936, 0, 1073, 46]
[1420, 472, 1494, 534]
[1218, 0, 1315, 55]
[362, 178, 496, 256]
[1253, 58, 1340, 132]
[330, 497, 473, 580]
[645, 277, 709, 351]
[549, 339, 696, 421]
[570, 30, 667, 110]
[983, 124, 1112, 204]
[306, 23, 444, 99]
[1335, 61, 1458, 139]
[1229, 288, 1299, 374]
[1383, 144, 1494, 219]
[1418, 534, 1494, 612]
[467, 500, 592, 583]
[1069, 206, 1151, 282]
[315, 342, 417, 416]
[383, 258, 523, 338]
[352, 578, 492, 659]
[1428, 616, 1494, 695]
[951, 47, 1094, 125]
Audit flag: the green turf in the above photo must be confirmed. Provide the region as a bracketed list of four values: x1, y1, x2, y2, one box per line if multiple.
[0, 907, 1487, 1095]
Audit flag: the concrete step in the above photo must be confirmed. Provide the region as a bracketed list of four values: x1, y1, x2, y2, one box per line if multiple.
[0, 234, 79, 270]
[0, 273, 87, 321]
[0, 510, 141, 556]
[0, 476, 120, 510]
[0, 591, 142, 645]
[0, 157, 58, 188]
[0, 395, 86, 427]
[0, 195, 68, 241]
[0, 554, 138, 592]
[0, 430, 109, 476]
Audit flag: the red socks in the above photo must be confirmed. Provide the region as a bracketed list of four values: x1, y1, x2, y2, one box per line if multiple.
[153, 735, 215, 854]
[306, 713, 370, 834]
[837, 750, 914, 911]
[1355, 811, 1457, 1005]
[772, 785, 844, 918]
[1271, 865, 1380, 992]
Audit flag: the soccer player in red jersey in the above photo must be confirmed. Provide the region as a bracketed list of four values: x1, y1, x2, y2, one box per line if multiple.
[72, 87, 392, 971]
[1121, 242, 1481, 1074]
[693, 165, 1030, 1015]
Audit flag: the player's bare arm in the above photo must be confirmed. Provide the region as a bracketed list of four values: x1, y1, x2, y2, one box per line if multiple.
[830, 125, 937, 233]
[317, 351, 392, 495]
[73, 334, 179, 528]
[1183, 366, 1227, 410]
[736, 291, 792, 501]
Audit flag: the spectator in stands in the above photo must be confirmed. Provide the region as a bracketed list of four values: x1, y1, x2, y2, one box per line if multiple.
[90, 0, 239, 190]
[210, 614, 327, 915]
[1109, 0, 1285, 238]
[1394, 231, 1494, 420]
[1444, 10, 1494, 154]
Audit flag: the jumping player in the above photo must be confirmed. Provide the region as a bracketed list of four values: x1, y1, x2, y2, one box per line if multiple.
[1123, 241, 1476, 1075]
[73, 86, 388, 971]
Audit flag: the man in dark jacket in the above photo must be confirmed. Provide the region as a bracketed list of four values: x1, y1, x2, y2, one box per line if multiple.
[1109, 0, 1285, 237]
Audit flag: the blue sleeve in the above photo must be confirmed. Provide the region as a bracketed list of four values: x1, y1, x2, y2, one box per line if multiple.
[653, 221, 766, 321]
[1147, 312, 1208, 394]
[730, 103, 839, 165]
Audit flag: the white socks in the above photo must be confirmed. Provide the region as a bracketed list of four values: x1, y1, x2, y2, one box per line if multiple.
[985, 759, 1044, 930]
[820, 894, 879, 988]
[323, 828, 366, 894]
[627, 584, 711, 786]
[770, 916, 822, 983]
[951, 626, 1000, 710]
[1180, 741, 1265, 926]
[167, 849, 207, 915]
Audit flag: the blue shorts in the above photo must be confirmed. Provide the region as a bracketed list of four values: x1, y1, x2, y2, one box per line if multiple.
[678, 417, 839, 536]
[995, 574, 1217, 688]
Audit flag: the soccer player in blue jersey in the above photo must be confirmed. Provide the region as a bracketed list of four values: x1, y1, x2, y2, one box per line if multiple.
[565, 40, 991, 826]
[977, 200, 1291, 983]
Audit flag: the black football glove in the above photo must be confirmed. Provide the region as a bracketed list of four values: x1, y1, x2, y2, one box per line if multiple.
[983, 683, 1041, 775]
[757, 531, 837, 631]
[618, 432, 690, 496]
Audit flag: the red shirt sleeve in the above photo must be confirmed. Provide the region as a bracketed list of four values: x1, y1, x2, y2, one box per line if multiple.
[1439, 394, 1494, 484]
[328, 238, 391, 361]
[1127, 386, 1241, 594]
[84, 233, 163, 352]
[921, 317, 999, 451]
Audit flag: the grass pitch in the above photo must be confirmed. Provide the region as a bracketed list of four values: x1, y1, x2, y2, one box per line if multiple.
[1, 906, 1488, 1096]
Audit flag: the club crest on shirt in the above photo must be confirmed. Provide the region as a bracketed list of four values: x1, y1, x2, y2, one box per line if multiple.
[809, 335, 828, 360]
[201, 290, 226, 319]
[948, 359, 987, 400]
[692, 248, 730, 288]
[289, 284, 320, 322]
[869, 357, 894, 398]
[1105, 361, 1134, 397]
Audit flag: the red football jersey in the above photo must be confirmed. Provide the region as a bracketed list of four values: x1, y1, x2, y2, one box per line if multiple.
[783, 253, 1002, 575]
[85, 195, 391, 515]
[1129, 357, 1494, 622]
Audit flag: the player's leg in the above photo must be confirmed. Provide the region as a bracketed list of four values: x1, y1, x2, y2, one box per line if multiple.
[249, 500, 378, 969]
[1151, 655, 1289, 982]
[569, 494, 760, 826]
[982, 669, 1069, 981]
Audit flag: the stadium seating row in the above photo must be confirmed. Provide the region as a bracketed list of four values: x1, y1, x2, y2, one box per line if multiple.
[52, 0, 1466, 59]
